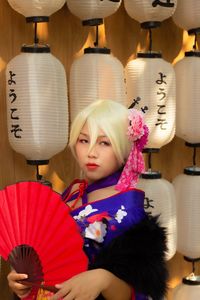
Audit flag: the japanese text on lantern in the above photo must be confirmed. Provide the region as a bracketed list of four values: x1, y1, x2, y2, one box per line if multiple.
[155, 72, 168, 130]
[152, 0, 175, 7]
[144, 197, 154, 216]
[8, 71, 23, 139]
[130, 97, 148, 114]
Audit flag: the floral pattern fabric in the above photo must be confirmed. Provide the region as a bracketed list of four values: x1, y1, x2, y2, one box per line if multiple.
[68, 187, 148, 300]
[69, 189, 146, 264]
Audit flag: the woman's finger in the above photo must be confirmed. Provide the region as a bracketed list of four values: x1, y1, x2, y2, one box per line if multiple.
[50, 285, 70, 300]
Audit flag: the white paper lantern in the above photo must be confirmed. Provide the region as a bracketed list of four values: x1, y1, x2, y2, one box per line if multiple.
[137, 172, 177, 260]
[173, 0, 200, 34]
[7, 0, 65, 21]
[173, 168, 200, 259]
[174, 51, 200, 144]
[66, 0, 122, 25]
[125, 52, 176, 149]
[6, 45, 69, 165]
[70, 47, 127, 121]
[173, 276, 200, 300]
[124, 0, 177, 28]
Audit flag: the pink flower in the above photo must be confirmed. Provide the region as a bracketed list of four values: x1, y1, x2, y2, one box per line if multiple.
[115, 108, 149, 192]
[127, 109, 145, 142]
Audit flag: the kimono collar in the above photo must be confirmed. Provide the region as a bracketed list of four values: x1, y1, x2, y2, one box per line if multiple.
[62, 169, 122, 206]
[82, 169, 122, 204]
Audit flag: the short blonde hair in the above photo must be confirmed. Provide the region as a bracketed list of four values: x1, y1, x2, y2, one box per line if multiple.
[69, 100, 131, 164]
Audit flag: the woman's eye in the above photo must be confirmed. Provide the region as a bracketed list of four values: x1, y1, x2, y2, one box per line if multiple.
[100, 141, 111, 146]
[78, 139, 88, 144]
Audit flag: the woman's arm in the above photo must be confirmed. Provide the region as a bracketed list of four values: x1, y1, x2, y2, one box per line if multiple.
[50, 268, 132, 300]
[99, 269, 132, 300]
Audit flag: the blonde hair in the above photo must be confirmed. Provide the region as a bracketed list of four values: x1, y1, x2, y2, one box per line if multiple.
[69, 100, 131, 164]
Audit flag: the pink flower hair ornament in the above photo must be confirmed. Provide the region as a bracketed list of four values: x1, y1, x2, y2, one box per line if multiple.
[115, 108, 149, 192]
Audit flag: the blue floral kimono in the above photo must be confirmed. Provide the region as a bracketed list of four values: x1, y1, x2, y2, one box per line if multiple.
[62, 170, 168, 300]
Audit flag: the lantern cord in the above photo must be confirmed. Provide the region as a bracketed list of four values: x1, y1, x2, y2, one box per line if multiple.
[94, 25, 99, 47]
[193, 33, 198, 50]
[193, 147, 197, 166]
[36, 165, 43, 181]
[148, 28, 153, 52]
[34, 22, 39, 45]
[148, 152, 152, 170]
[192, 261, 196, 274]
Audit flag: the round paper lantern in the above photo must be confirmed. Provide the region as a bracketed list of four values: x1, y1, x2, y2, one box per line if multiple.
[173, 0, 200, 34]
[6, 45, 68, 165]
[7, 0, 65, 22]
[174, 51, 200, 144]
[66, 0, 122, 26]
[137, 172, 177, 260]
[173, 276, 200, 300]
[70, 47, 127, 121]
[173, 168, 200, 259]
[124, 0, 177, 28]
[125, 52, 176, 149]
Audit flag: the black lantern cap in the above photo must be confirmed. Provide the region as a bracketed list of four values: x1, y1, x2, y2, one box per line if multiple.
[142, 148, 160, 153]
[84, 47, 111, 54]
[137, 52, 162, 58]
[184, 256, 200, 263]
[183, 276, 200, 286]
[26, 16, 49, 23]
[27, 160, 49, 166]
[185, 51, 200, 57]
[184, 166, 200, 176]
[188, 27, 200, 36]
[185, 142, 200, 148]
[141, 21, 161, 29]
[82, 18, 103, 26]
[141, 171, 162, 179]
[21, 44, 50, 53]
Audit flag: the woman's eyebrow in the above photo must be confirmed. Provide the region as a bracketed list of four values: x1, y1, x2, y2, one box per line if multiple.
[79, 132, 89, 137]
[98, 135, 108, 138]
[80, 132, 108, 138]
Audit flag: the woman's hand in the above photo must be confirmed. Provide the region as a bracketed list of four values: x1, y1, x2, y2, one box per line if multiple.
[7, 270, 31, 298]
[50, 268, 132, 300]
[50, 269, 109, 300]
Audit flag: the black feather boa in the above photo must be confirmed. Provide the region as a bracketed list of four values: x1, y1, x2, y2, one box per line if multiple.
[90, 216, 168, 300]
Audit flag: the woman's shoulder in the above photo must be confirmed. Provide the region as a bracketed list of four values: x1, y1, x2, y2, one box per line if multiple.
[87, 185, 118, 203]
[87, 185, 144, 204]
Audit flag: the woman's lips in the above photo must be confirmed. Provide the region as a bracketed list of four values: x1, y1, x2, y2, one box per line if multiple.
[86, 163, 99, 170]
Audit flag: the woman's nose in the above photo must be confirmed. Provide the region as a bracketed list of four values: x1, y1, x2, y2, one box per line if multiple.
[88, 145, 98, 158]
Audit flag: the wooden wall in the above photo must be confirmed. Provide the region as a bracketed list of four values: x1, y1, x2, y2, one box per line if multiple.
[0, 1, 199, 299]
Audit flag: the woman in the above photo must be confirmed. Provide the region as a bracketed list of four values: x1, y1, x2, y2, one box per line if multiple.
[8, 100, 168, 300]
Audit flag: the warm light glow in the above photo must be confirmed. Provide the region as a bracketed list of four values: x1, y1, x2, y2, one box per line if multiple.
[136, 42, 146, 54]
[0, 57, 6, 72]
[75, 24, 106, 59]
[50, 171, 66, 193]
[170, 277, 181, 289]
[173, 30, 195, 65]
[35, 23, 49, 43]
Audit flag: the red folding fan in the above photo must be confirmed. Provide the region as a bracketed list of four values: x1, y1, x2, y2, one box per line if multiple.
[0, 181, 88, 298]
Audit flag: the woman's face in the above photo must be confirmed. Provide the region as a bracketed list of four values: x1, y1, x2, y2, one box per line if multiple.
[75, 122, 120, 183]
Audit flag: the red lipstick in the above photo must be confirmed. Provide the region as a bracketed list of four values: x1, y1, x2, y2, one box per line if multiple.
[86, 163, 99, 170]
